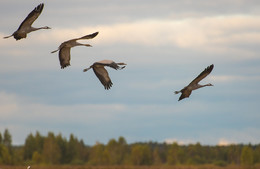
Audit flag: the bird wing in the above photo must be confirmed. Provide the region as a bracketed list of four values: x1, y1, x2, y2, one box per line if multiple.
[59, 32, 98, 46]
[93, 66, 113, 90]
[107, 62, 120, 70]
[76, 32, 99, 41]
[17, 3, 44, 30]
[59, 47, 71, 69]
[188, 64, 214, 86]
[95, 60, 120, 70]
[179, 88, 192, 101]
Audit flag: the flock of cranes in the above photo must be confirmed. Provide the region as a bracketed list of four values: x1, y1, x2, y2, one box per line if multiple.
[4, 3, 214, 101]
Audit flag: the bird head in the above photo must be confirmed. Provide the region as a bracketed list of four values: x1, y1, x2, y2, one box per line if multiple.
[208, 83, 213, 86]
[83, 67, 92, 72]
[43, 26, 51, 29]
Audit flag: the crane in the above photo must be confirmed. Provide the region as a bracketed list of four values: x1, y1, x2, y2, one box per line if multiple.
[51, 32, 99, 69]
[4, 3, 50, 40]
[83, 60, 126, 90]
[175, 64, 214, 101]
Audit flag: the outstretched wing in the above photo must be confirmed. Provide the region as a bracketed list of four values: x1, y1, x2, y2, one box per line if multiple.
[96, 60, 119, 70]
[76, 32, 99, 41]
[93, 66, 113, 90]
[107, 62, 121, 70]
[95, 60, 126, 70]
[189, 64, 214, 86]
[59, 47, 71, 69]
[18, 3, 44, 30]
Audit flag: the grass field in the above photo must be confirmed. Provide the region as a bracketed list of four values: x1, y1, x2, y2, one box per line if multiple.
[1, 165, 260, 169]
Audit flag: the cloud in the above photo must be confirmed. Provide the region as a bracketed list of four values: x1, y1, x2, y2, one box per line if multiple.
[215, 128, 260, 145]
[1, 14, 259, 73]
[39, 15, 260, 60]
[218, 138, 235, 146]
[210, 75, 260, 83]
[164, 127, 260, 146]
[164, 138, 197, 145]
[0, 91, 127, 124]
[3, 14, 259, 50]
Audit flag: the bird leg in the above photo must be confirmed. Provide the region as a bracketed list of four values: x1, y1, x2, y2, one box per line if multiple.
[3, 35, 13, 39]
[117, 63, 127, 69]
[118, 66, 126, 69]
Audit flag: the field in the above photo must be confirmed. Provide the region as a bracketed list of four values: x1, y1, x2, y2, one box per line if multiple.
[2, 165, 260, 169]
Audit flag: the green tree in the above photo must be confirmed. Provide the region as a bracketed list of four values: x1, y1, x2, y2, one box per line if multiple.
[56, 134, 68, 163]
[104, 138, 118, 165]
[89, 142, 107, 165]
[0, 132, 2, 144]
[253, 145, 260, 164]
[241, 145, 254, 166]
[32, 151, 42, 164]
[66, 134, 86, 164]
[167, 142, 179, 165]
[42, 132, 61, 164]
[0, 144, 11, 164]
[3, 129, 12, 149]
[153, 147, 162, 165]
[34, 131, 44, 153]
[227, 144, 241, 164]
[117, 136, 128, 164]
[23, 131, 44, 161]
[131, 144, 152, 165]
[105, 137, 128, 165]
[23, 133, 36, 160]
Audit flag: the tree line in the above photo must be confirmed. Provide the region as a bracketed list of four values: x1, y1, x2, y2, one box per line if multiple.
[0, 129, 260, 166]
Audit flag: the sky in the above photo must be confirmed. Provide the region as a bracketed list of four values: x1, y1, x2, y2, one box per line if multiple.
[0, 0, 260, 146]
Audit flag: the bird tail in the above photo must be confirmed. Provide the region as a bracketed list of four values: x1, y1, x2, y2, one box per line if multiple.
[3, 35, 12, 39]
[174, 91, 180, 94]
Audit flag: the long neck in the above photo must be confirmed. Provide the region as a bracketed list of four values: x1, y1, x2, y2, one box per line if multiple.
[193, 83, 211, 90]
[30, 26, 49, 32]
[83, 66, 93, 72]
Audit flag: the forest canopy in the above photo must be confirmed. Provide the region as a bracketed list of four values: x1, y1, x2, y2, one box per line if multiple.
[0, 129, 260, 166]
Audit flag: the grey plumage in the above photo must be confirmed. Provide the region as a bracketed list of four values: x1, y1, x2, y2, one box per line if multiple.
[83, 60, 126, 90]
[4, 3, 51, 40]
[51, 32, 99, 69]
[175, 64, 214, 101]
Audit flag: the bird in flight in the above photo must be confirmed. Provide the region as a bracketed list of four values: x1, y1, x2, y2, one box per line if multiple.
[4, 3, 51, 40]
[83, 60, 126, 90]
[51, 32, 99, 69]
[175, 64, 214, 101]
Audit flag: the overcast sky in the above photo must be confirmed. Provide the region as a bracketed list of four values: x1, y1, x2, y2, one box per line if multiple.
[0, 0, 260, 146]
